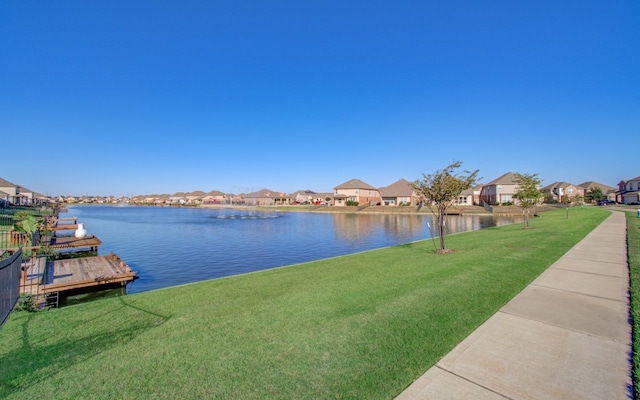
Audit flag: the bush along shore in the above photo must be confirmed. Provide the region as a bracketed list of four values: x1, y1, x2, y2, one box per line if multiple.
[0, 207, 613, 399]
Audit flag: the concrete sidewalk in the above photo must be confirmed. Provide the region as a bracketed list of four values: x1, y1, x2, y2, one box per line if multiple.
[396, 211, 632, 400]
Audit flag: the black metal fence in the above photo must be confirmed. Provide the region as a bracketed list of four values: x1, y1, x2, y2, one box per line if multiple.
[0, 248, 22, 326]
[0, 204, 52, 216]
[0, 214, 17, 229]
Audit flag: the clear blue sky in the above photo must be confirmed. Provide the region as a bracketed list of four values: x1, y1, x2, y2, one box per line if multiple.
[2, 1, 638, 197]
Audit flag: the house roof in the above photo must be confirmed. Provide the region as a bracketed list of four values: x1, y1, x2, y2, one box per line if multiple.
[379, 179, 414, 197]
[292, 189, 317, 195]
[334, 178, 377, 191]
[543, 181, 577, 190]
[243, 189, 288, 198]
[486, 172, 519, 185]
[205, 190, 226, 197]
[0, 177, 18, 187]
[577, 181, 616, 192]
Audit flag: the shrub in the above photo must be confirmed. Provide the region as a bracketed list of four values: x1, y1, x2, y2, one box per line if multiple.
[14, 294, 37, 312]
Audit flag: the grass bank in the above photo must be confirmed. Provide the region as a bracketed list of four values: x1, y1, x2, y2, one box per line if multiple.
[627, 211, 640, 398]
[1, 208, 610, 399]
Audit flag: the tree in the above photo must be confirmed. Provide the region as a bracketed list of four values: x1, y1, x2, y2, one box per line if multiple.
[410, 161, 479, 253]
[585, 187, 604, 204]
[561, 193, 578, 219]
[512, 172, 543, 229]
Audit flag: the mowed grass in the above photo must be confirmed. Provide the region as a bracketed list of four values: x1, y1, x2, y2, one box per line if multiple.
[0, 207, 610, 399]
[627, 210, 640, 399]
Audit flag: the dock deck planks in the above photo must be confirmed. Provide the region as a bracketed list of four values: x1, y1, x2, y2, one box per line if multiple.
[49, 235, 102, 250]
[50, 224, 78, 231]
[44, 253, 137, 291]
[20, 252, 137, 296]
[19, 257, 47, 297]
[47, 217, 78, 231]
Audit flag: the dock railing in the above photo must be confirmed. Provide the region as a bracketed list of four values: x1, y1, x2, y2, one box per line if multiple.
[0, 230, 41, 250]
[0, 248, 22, 326]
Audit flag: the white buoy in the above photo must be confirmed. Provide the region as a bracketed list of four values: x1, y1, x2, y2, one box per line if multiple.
[75, 223, 87, 238]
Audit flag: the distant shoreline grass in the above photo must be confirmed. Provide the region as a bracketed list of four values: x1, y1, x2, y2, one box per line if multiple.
[0, 207, 611, 399]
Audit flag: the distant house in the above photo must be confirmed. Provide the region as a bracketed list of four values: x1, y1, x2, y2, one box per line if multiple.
[313, 193, 333, 204]
[378, 179, 418, 206]
[186, 191, 207, 205]
[140, 196, 156, 204]
[169, 193, 187, 205]
[0, 177, 20, 205]
[241, 189, 290, 206]
[155, 195, 170, 205]
[201, 190, 228, 204]
[333, 179, 381, 206]
[17, 186, 36, 205]
[292, 190, 316, 204]
[457, 184, 483, 206]
[617, 176, 640, 204]
[479, 172, 522, 206]
[578, 181, 616, 202]
[543, 181, 583, 203]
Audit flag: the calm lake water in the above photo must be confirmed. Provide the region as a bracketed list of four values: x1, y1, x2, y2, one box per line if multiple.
[60, 205, 522, 295]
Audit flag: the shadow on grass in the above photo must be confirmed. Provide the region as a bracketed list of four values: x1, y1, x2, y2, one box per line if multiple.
[1, 297, 170, 396]
[395, 242, 442, 254]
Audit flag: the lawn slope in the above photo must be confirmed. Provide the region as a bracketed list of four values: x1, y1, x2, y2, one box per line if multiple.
[0, 207, 610, 399]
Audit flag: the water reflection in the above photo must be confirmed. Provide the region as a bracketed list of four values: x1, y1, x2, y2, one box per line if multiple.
[331, 213, 521, 246]
[61, 206, 522, 295]
[331, 213, 429, 245]
[442, 214, 521, 234]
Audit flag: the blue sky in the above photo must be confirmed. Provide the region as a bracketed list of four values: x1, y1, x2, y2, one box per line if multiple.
[2, 1, 638, 196]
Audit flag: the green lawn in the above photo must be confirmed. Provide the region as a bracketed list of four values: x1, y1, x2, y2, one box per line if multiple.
[627, 210, 640, 399]
[0, 207, 610, 399]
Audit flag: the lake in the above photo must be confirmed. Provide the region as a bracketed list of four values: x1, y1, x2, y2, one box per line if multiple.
[59, 205, 522, 295]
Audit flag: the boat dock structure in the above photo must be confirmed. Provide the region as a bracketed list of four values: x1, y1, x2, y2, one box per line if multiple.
[20, 251, 137, 306]
[2, 214, 137, 307]
[48, 218, 78, 231]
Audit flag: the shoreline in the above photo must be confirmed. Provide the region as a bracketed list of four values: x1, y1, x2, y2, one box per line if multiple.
[62, 202, 586, 216]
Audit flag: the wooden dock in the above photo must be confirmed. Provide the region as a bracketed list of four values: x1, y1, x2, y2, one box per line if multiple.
[47, 216, 79, 231]
[50, 224, 78, 231]
[5, 215, 140, 307]
[48, 235, 102, 252]
[20, 252, 137, 305]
